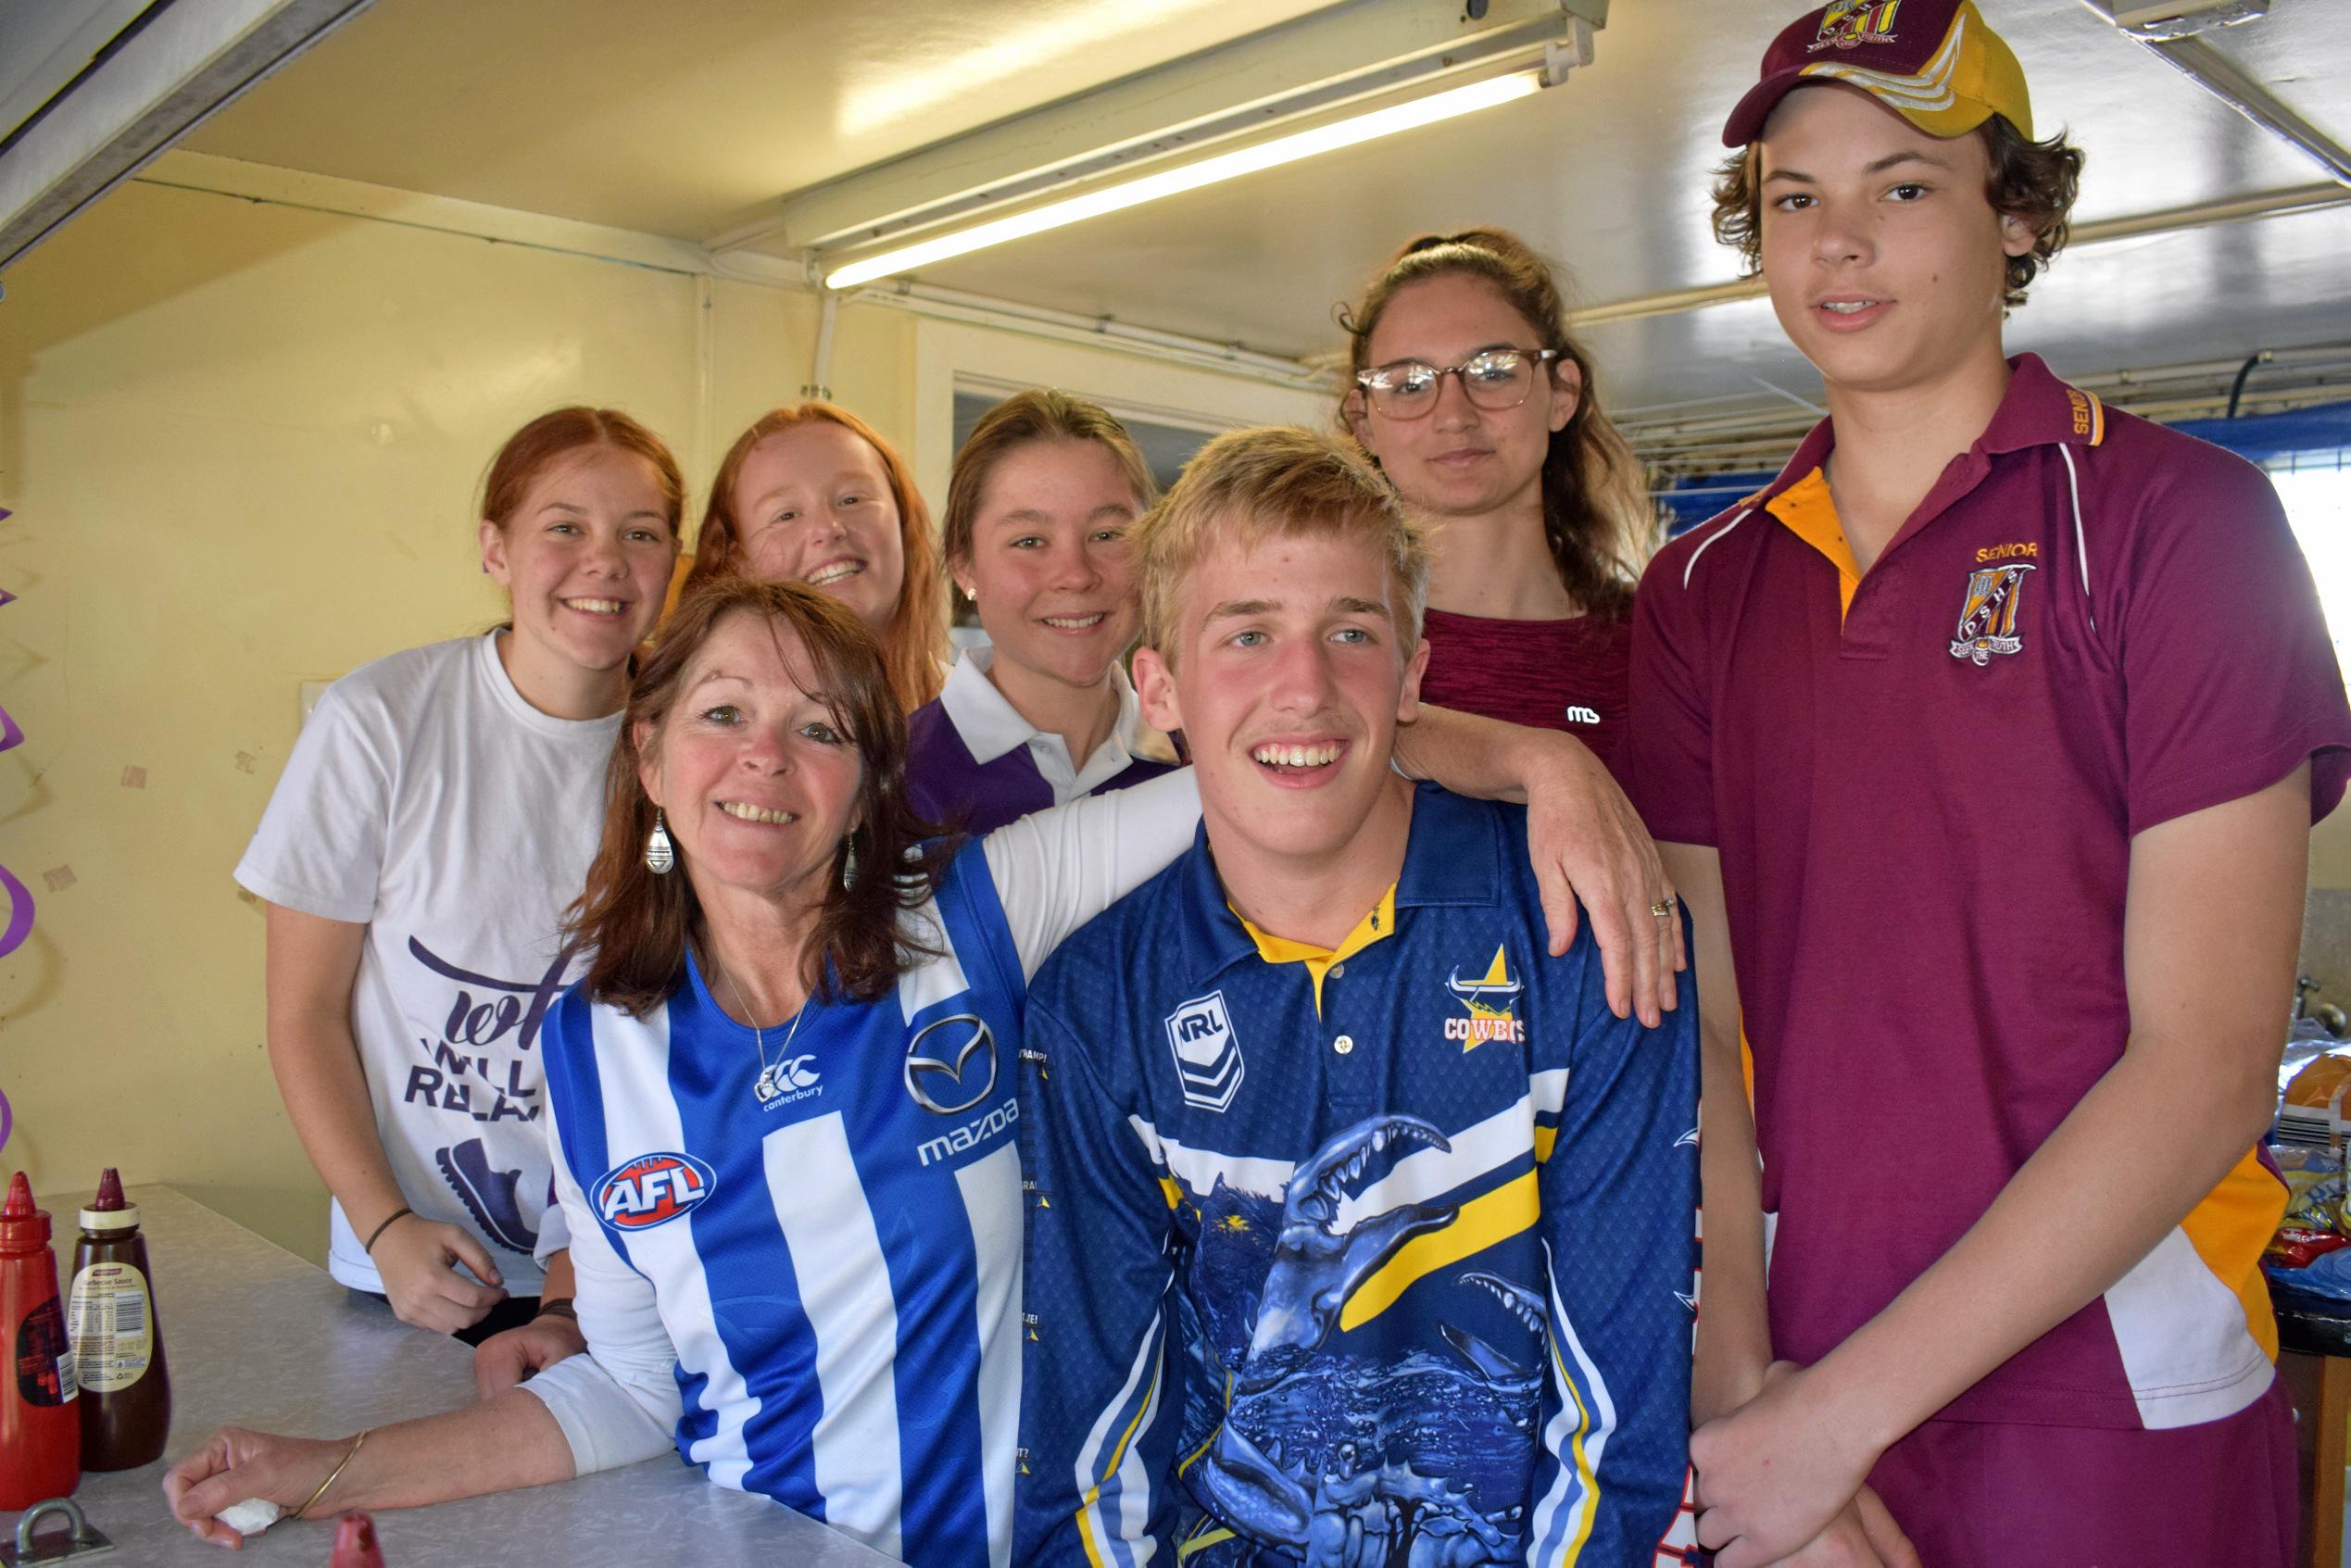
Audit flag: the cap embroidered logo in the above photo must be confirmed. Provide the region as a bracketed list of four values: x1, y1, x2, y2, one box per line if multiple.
[1810, 0, 1903, 52]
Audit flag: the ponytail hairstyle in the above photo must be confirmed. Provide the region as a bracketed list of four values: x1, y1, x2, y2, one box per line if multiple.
[687, 403, 948, 712]
[1336, 229, 1660, 619]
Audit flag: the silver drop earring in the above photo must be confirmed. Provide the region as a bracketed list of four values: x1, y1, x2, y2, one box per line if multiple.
[645, 809, 675, 874]
[841, 837, 859, 890]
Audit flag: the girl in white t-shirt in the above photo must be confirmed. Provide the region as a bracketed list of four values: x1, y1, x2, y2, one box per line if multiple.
[235, 408, 685, 1356]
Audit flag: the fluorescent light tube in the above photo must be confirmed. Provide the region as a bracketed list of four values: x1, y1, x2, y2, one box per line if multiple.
[823, 70, 1543, 291]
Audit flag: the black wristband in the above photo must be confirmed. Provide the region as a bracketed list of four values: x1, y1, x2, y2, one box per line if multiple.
[534, 1298, 578, 1322]
[361, 1206, 414, 1255]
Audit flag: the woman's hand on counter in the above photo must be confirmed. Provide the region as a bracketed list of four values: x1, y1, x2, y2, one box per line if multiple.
[473, 1312, 589, 1399]
[374, 1215, 508, 1334]
[163, 1427, 350, 1548]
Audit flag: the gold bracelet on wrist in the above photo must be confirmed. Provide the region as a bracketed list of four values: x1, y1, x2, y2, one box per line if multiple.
[295, 1428, 369, 1522]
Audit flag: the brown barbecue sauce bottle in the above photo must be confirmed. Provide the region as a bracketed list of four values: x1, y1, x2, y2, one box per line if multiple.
[67, 1170, 169, 1469]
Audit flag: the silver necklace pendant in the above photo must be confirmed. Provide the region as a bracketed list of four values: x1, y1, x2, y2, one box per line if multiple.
[711, 947, 817, 1109]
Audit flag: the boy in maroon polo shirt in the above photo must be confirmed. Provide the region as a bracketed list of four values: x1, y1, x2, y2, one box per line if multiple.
[1630, 3, 2351, 1563]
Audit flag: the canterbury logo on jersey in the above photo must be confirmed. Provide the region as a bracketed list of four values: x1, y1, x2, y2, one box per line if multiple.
[754, 1054, 822, 1108]
[591, 1151, 716, 1231]
[1443, 945, 1528, 1049]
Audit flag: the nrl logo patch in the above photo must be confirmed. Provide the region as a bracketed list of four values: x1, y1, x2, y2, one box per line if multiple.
[1164, 990, 1244, 1112]
[1950, 562, 2035, 666]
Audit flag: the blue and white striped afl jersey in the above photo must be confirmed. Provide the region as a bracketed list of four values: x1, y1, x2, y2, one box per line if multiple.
[539, 844, 1030, 1568]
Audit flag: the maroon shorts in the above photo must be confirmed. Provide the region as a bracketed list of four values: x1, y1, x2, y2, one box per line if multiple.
[1865, 1374, 2296, 1568]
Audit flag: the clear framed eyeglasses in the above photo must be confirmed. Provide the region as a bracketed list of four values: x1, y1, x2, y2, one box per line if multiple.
[1354, 347, 1564, 420]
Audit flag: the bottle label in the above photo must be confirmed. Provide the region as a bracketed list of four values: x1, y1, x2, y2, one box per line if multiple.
[14, 1295, 76, 1406]
[67, 1262, 152, 1393]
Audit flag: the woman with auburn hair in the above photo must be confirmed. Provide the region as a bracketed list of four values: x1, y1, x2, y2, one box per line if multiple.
[233, 407, 684, 1361]
[910, 388, 1174, 835]
[170, 571, 1676, 1562]
[182, 577, 1202, 1564]
[686, 401, 948, 712]
[1339, 228, 1662, 778]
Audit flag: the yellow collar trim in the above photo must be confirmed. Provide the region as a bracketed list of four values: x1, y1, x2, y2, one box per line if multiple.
[1765, 467, 1861, 620]
[1235, 884, 1399, 1014]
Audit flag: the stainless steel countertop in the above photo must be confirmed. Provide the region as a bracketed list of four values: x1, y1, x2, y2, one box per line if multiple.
[1, 1186, 896, 1566]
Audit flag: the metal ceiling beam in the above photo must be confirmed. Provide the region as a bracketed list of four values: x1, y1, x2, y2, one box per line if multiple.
[708, 0, 1607, 259]
[2132, 34, 2351, 187]
[0, 0, 155, 149]
[0, 0, 376, 275]
[2080, 0, 2351, 187]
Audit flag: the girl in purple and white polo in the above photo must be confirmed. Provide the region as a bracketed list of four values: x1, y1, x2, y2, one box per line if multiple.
[905, 391, 1175, 835]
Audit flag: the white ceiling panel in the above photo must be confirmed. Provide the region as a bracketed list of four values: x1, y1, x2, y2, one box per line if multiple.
[165, 0, 2351, 409]
[179, 0, 1339, 239]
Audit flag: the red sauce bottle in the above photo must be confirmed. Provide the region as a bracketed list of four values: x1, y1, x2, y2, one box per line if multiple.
[0, 1173, 80, 1509]
[67, 1170, 170, 1470]
[330, 1512, 388, 1566]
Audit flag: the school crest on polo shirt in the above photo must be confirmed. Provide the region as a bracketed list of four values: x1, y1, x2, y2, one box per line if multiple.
[1949, 562, 2036, 666]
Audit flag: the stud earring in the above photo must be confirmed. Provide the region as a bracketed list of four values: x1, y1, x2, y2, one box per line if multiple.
[645, 809, 675, 874]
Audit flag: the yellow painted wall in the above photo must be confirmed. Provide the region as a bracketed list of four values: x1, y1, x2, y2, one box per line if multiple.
[0, 176, 917, 1261]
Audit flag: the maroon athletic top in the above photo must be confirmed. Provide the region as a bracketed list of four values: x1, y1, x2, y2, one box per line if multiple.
[1418, 606, 1631, 784]
[1629, 355, 2351, 1428]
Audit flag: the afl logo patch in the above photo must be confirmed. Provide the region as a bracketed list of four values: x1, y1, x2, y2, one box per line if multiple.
[1164, 990, 1244, 1112]
[905, 1013, 999, 1116]
[592, 1151, 715, 1232]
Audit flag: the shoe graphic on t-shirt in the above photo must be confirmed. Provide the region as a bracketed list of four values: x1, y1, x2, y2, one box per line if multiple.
[436, 1138, 538, 1255]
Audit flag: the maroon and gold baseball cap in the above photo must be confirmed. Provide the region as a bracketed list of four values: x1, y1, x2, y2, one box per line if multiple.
[1720, 0, 2033, 147]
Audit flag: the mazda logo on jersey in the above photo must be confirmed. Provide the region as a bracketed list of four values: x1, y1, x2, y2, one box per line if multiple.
[591, 1152, 716, 1232]
[905, 1013, 999, 1115]
[1164, 990, 1243, 1112]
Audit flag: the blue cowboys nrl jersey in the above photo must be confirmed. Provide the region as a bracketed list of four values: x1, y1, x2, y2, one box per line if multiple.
[540, 844, 1029, 1568]
[1016, 787, 1701, 1567]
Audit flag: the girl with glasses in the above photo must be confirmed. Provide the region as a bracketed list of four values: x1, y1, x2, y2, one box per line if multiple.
[1339, 228, 1658, 778]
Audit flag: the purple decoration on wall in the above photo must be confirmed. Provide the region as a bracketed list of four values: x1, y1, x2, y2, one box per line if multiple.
[0, 864, 28, 960]
[0, 503, 23, 965]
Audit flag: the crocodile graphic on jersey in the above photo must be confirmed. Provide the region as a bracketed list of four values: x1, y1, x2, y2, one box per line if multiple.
[1440, 1271, 1544, 1400]
[1189, 1424, 1523, 1566]
[1246, 1114, 1457, 1360]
